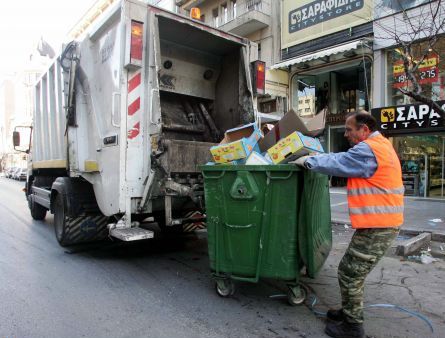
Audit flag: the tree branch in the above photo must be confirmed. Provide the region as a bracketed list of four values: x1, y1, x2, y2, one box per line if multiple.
[398, 88, 445, 115]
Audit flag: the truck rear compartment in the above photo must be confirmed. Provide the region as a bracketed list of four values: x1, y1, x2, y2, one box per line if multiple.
[156, 15, 254, 174]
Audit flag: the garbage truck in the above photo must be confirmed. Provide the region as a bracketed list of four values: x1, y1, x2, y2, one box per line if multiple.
[14, 0, 264, 246]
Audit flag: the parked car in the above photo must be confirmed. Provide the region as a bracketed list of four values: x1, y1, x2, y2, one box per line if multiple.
[6, 167, 16, 178]
[12, 167, 21, 180]
[18, 168, 27, 181]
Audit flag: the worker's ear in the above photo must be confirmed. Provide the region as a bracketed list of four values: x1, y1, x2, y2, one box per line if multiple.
[362, 124, 371, 134]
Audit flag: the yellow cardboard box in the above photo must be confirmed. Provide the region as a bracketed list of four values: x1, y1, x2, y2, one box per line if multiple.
[210, 123, 262, 163]
[267, 131, 324, 164]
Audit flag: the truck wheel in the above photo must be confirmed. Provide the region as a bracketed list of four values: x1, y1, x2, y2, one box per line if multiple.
[28, 195, 47, 220]
[53, 193, 108, 247]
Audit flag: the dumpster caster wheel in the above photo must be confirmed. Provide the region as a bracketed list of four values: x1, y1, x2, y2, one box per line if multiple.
[287, 286, 306, 306]
[215, 279, 235, 297]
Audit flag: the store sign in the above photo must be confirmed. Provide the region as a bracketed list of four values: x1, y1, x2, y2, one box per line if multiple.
[282, 0, 372, 48]
[393, 53, 439, 88]
[289, 0, 364, 33]
[326, 111, 347, 124]
[371, 101, 445, 134]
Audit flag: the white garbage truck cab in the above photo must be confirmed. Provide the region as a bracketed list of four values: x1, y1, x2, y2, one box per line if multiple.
[18, 0, 263, 246]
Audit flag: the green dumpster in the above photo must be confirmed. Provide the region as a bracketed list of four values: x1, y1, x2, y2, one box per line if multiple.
[200, 164, 332, 304]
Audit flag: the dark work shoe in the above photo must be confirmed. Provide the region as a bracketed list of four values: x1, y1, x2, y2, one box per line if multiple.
[325, 320, 364, 338]
[326, 308, 344, 322]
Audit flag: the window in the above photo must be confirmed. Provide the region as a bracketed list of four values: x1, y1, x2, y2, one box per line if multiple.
[292, 75, 316, 116]
[221, 3, 228, 24]
[386, 37, 445, 106]
[291, 63, 370, 118]
[231, 0, 237, 19]
[212, 8, 219, 27]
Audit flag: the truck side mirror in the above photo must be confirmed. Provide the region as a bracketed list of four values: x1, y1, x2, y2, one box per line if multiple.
[13, 126, 32, 153]
[13, 131, 20, 147]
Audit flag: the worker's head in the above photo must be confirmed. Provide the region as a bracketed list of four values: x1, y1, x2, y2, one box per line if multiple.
[344, 111, 376, 146]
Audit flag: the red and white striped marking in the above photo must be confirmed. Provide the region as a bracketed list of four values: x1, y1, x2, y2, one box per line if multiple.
[127, 71, 141, 140]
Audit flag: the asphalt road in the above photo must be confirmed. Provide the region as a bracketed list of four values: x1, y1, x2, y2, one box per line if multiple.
[0, 177, 325, 338]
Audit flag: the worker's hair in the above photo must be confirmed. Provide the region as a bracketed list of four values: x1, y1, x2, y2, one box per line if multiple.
[346, 110, 377, 132]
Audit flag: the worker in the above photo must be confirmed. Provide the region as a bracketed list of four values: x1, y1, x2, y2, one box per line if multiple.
[293, 111, 404, 338]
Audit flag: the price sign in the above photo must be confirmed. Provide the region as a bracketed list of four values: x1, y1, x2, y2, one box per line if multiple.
[418, 53, 439, 84]
[392, 53, 439, 88]
[393, 60, 407, 89]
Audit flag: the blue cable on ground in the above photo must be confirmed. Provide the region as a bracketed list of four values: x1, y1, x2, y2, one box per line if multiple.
[306, 293, 434, 333]
[365, 304, 434, 333]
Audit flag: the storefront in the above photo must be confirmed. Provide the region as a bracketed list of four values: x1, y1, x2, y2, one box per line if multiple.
[371, 1, 445, 198]
[372, 102, 445, 199]
[273, 0, 374, 155]
[371, 29, 445, 198]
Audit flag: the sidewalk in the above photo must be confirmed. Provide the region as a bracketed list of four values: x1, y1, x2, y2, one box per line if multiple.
[329, 188, 445, 239]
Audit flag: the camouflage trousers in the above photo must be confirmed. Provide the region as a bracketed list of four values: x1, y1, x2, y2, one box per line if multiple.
[338, 227, 400, 324]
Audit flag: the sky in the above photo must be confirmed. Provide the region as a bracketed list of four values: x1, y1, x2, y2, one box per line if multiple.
[0, 0, 98, 77]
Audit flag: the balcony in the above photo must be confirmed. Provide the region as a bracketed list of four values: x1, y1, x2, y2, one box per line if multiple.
[176, 0, 208, 9]
[214, 0, 271, 36]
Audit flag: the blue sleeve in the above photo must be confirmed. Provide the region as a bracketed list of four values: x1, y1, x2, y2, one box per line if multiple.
[305, 142, 378, 178]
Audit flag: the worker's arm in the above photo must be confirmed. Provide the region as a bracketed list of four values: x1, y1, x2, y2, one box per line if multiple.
[305, 142, 377, 178]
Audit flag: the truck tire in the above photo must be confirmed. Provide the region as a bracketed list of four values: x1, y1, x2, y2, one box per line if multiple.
[53, 193, 108, 247]
[28, 195, 47, 220]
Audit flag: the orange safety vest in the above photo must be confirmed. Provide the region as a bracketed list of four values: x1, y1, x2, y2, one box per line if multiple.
[347, 133, 404, 229]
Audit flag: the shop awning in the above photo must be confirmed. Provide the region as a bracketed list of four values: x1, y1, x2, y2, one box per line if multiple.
[271, 40, 363, 70]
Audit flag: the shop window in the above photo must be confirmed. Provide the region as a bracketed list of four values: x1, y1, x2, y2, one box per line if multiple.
[393, 135, 445, 198]
[386, 38, 445, 106]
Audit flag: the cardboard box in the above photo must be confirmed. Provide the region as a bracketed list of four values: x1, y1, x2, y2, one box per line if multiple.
[267, 131, 324, 164]
[245, 151, 272, 165]
[210, 123, 262, 163]
[259, 109, 326, 152]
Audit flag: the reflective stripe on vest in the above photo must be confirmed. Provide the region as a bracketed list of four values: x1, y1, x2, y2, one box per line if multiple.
[347, 133, 404, 229]
[348, 187, 405, 196]
[349, 205, 404, 215]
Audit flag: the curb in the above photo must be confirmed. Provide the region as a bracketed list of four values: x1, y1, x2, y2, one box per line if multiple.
[331, 220, 445, 243]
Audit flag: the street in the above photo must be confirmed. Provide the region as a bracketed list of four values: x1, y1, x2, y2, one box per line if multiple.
[1, 177, 444, 338]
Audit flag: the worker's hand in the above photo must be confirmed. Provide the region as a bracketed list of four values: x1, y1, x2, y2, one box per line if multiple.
[289, 155, 311, 168]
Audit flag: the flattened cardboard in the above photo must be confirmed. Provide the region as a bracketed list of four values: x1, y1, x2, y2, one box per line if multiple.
[259, 109, 326, 152]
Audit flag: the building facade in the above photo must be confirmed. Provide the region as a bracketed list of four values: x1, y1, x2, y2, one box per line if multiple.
[273, 0, 374, 164]
[272, 0, 444, 197]
[372, 0, 445, 198]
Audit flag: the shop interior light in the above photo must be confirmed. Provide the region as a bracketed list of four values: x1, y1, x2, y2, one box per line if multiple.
[190, 7, 201, 20]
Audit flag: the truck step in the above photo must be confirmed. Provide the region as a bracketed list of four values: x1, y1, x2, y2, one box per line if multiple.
[110, 227, 154, 241]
